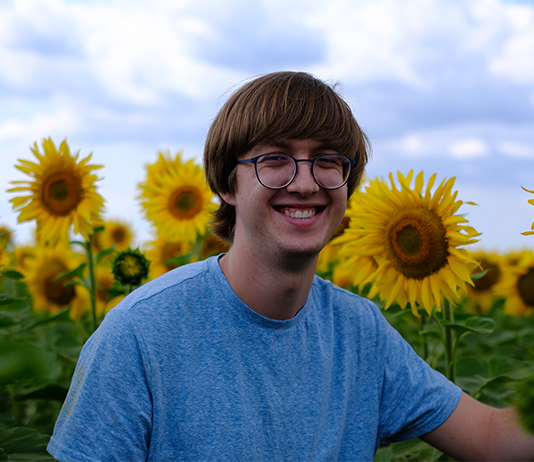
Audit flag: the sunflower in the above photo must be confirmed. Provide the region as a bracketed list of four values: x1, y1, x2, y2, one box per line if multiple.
[144, 149, 186, 182]
[8, 138, 104, 245]
[145, 235, 193, 279]
[12, 245, 36, 275]
[25, 244, 88, 320]
[493, 250, 534, 316]
[138, 150, 216, 243]
[317, 215, 350, 274]
[96, 219, 134, 251]
[334, 171, 480, 316]
[522, 186, 534, 236]
[111, 248, 150, 286]
[465, 250, 504, 314]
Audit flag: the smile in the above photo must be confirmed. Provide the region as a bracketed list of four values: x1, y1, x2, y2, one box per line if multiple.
[283, 208, 317, 219]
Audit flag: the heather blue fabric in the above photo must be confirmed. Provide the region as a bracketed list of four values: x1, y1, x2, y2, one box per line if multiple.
[48, 255, 461, 462]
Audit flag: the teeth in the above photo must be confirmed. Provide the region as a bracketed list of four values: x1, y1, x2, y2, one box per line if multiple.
[284, 209, 316, 219]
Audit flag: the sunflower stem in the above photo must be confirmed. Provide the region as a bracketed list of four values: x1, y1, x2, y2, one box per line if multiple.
[443, 299, 456, 383]
[419, 314, 429, 361]
[84, 235, 98, 334]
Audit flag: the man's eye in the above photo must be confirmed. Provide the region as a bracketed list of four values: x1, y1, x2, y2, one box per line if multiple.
[317, 155, 343, 166]
[260, 154, 289, 163]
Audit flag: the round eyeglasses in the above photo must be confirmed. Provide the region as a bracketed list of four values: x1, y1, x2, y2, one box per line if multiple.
[237, 153, 355, 190]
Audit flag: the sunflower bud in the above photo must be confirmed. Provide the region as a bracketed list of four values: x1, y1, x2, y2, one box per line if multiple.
[112, 248, 150, 286]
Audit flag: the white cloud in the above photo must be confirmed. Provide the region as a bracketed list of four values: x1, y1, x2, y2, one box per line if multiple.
[498, 140, 534, 157]
[380, 133, 429, 158]
[0, 108, 78, 140]
[0, 0, 243, 105]
[487, 2, 534, 84]
[449, 138, 489, 158]
[309, 0, 534, 89]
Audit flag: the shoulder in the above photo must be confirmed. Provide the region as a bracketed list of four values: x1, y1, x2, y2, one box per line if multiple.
[112, 257, 217, 314]
[97, 257, 224, 341]
[309, 275, 394, 350]
[311, 275, 384, 322]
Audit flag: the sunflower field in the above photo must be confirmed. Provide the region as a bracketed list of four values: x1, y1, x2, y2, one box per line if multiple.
[1, 138, 534, 461]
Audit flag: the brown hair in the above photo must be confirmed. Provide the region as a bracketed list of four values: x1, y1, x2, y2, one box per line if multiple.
[204, 71, 370, 244]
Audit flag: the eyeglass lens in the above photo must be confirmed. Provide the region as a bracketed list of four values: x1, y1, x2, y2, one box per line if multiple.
[256, 154, 350, 189]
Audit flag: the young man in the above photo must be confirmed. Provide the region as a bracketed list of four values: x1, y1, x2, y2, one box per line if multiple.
[48, 72, 534, 461]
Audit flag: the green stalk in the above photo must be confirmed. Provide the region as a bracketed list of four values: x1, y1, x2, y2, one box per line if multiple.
[443, 299, 455, 383]
[418, 313, 429, 361]
[85, 235, 98, 333]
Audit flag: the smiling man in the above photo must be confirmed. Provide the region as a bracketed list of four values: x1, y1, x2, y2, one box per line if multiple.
[48, 71, 534, 461]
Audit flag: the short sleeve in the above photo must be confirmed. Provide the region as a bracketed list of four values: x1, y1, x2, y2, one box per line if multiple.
[376, 313, 462, 443]
[47, 308, 153, 462]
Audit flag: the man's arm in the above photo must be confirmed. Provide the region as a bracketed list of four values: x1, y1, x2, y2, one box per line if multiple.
[421, 392, 534, 461]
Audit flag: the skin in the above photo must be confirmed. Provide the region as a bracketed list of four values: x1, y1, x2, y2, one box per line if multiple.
[219, 137, 534, 459]
[422, 393, 534, 461]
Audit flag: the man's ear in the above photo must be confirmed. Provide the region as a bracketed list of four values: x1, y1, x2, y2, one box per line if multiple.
[219, 191, 237, 206]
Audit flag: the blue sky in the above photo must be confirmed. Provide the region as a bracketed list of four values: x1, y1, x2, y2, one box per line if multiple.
[1, 0, 533, 252]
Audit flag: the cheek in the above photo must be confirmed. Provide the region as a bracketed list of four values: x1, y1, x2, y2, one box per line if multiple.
[331, 189, 348, 213]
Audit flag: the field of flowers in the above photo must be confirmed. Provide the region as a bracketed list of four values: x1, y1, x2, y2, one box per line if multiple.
[1, 138, 533, 461]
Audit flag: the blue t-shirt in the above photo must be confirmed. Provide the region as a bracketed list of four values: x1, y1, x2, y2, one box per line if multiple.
[48, 255, 461, 462]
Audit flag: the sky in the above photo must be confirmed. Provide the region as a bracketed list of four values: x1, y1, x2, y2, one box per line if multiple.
[1, 0, 533, 252]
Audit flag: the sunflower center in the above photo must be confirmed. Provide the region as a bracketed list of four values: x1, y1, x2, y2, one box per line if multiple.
[517, 267, 534, 307]
[385, 207, 449, 280]
[41, 170, 84, 216]
[112, 227, 126, 243]
[473, 259, 500, 291]
[169, 187, 203, 220]
[43, 259, 76, 306]
[119, 255, 141, 277]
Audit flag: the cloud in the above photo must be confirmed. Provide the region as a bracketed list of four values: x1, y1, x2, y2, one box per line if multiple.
[306, 0, 534, 139]
[488, 2, 534, 84]
[498, 141, 534, 158]
[0, 108, 78, 141]
[187, 0, 326, 71]
[449, 138, 489, 158]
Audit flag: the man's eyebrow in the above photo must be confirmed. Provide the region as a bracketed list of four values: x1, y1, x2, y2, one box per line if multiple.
[258, 139, 292, 149]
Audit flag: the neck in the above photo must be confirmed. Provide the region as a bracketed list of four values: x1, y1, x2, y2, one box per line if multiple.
[219, 245, 318, 320]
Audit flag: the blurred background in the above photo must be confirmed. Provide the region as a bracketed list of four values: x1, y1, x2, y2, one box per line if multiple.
[1, 0, 533, 251]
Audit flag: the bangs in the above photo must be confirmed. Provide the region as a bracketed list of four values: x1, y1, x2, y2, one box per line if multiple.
[238, 74, 361, 158]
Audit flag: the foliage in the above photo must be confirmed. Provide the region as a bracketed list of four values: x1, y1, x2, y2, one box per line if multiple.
[0, 270, 88, 460]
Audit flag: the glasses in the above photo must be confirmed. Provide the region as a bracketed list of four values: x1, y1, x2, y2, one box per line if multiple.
[237, 153, 355, 190]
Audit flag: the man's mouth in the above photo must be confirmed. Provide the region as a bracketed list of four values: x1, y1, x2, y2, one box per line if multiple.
[282, 208, 319, 219]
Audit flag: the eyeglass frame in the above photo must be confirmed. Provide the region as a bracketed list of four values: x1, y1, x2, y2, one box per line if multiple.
[236, 152, 356, 190]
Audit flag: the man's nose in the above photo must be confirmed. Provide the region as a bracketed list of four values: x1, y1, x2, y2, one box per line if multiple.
[285, 161, 320, 195]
